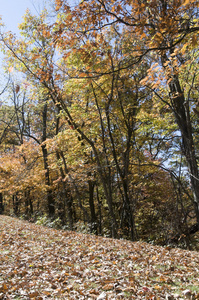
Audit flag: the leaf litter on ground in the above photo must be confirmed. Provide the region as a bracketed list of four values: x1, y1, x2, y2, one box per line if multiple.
[0, 215, 199, 299]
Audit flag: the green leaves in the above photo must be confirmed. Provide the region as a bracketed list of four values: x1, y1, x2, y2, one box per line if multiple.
[0, 0, 199, 246]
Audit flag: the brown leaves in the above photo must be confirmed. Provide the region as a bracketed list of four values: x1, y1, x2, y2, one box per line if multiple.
[15, 84, 20, 94]
[0, 215, 199, 299]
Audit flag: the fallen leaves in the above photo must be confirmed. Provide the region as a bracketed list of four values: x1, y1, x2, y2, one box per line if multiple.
[0, 215, 199, 299]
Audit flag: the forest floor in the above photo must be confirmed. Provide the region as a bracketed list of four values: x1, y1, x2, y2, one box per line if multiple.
[0, 215, 199, 300]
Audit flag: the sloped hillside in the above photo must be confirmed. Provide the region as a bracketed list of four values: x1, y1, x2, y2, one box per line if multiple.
[0, 215, 198, 299]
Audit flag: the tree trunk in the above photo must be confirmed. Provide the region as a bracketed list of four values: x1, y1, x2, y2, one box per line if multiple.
[25, 190, 33, 216]
[162, 54, 199, 226]
[88, 173, 98, 234]
[96, 186, 102, 235]
[41, 102, 55, 217]
[55, 107, 73, 229]
[0, 193, 4, 214]
[59, 150, 89, 223]
[56, 150, 73, 230]
[13, 194, 20, 215]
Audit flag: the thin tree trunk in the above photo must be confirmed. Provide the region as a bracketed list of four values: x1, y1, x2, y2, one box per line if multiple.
[41, 102, 55, 217]
[0, 193, 4, 214]
[13, 194, 20, 216]
[96, 186, 102, 235]
[25, 190, 33, 216]
[56, 150, 73, 230]
[88, 173, 98, 234]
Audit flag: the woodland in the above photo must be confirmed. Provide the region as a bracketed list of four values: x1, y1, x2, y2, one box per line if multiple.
[0, 0, 199, 249]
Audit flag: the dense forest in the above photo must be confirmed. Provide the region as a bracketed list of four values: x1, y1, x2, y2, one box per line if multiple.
[0, 0, 199, 249]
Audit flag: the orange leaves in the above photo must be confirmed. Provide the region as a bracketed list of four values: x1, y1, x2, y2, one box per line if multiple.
[31, 53, 41, 61]
[8, 66, 14, 73]
[140, 63, 164, 90]
[55, 0, 63, 11]
[42, 29, 51, 38]
[182, 0, 191, 5]
[55, 73, 61, 81]
[0, 140, 45, 194]
[0, 283, 8, 292]
[111, 4, 123, 13]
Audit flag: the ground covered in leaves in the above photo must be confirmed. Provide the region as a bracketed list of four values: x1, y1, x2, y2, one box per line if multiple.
[0, 216, 199, 299]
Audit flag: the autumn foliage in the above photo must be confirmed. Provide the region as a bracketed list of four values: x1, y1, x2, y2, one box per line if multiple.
[0, 0, 199, 248]
[0, 215, 199, 298]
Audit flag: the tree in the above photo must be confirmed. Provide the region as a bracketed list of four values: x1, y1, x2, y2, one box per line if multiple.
[52, 0, 199, 230]
[0, 0, 198, 245]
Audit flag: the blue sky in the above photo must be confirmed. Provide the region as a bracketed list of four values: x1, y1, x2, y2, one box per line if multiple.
[0, 0, 44, 34]
[0, 0, 47, 69]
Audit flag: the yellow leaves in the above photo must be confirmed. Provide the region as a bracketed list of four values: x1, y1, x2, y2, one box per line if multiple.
[1, 0, 198, 270]
[154, 285, 162, 290]
[182, 0, 190, 5]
